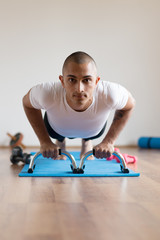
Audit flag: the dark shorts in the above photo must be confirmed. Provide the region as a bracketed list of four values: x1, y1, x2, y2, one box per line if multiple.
[44, 112, 107, 142]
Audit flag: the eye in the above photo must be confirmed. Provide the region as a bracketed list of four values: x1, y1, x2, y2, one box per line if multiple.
[68, 78, 76, 83]
[83, 78, 91, 83]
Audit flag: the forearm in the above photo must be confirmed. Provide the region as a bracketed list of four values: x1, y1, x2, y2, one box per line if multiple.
[23, 105, 52, 145]
[102, 108, 133, 145]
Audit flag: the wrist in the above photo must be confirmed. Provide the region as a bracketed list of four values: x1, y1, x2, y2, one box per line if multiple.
[101, 138, 115, 146]
[39, 137, 52, 146]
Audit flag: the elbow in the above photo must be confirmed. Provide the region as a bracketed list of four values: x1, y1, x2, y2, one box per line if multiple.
[22, 95, 25, 107]
[22, 94, 27, 108]
[122, 93, 136, 112]
[128, 92, 136, 111]
[22, 90, 33, 109]
[131, 97, 136, 110]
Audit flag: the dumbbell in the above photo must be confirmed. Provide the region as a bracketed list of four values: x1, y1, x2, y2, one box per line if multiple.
[10, 146, 31, 164]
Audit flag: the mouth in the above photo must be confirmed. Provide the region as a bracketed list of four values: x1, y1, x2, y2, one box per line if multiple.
[73, 94, 86, 100]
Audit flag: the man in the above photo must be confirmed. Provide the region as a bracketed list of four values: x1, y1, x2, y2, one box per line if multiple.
[23, 51, 135, 160]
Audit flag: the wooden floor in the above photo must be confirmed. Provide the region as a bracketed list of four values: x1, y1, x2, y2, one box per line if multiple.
[0, 147, 160, 240]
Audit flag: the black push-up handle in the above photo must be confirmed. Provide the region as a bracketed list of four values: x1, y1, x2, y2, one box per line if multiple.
[93, 149, 95, 156]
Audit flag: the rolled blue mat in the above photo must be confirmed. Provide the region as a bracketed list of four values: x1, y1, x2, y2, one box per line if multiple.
[138, 137, 160, 149]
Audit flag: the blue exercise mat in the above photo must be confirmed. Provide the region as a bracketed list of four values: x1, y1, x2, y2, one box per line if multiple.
[19, 151, 140, 177]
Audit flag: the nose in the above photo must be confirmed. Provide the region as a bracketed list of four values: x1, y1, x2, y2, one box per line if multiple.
[76, 82, 84, 93]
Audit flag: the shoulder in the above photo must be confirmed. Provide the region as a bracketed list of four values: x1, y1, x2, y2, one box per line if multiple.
[96, 80, 116, 100]
[32, 81, 62, 92]
[96, 80, 129, 109]
[31, 81, 63, 97]
[97, 80, 124, 92]
[96, 80, 119, 93]
[29, 81, 63, 109]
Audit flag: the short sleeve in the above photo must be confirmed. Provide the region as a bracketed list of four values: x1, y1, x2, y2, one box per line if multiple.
[102, 81, 129, 110]
[29, 82, 58, 110]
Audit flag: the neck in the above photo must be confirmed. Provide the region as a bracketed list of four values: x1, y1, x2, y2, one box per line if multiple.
[66, 96, 93, 112]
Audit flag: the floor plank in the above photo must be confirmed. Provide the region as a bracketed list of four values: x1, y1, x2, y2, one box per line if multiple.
[0, 147, 160, 240]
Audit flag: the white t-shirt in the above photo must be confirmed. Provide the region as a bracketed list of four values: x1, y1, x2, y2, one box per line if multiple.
[29, 81, 128, 138]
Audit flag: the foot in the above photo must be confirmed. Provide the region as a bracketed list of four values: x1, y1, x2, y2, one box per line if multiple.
[80, 139, 94, 160]
[55, 139, 67, 160]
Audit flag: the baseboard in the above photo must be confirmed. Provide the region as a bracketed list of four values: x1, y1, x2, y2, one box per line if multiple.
[0, 145, 138, 149]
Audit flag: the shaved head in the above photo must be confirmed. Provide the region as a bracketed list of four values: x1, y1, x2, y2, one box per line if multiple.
[59, 51, 100, 111]
[62, 51, 97, 75]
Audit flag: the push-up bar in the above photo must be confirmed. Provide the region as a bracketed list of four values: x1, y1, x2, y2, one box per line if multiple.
[28, 149, 129, 174]
[79, 150, 129, 173]
[28, 149, 77, 173]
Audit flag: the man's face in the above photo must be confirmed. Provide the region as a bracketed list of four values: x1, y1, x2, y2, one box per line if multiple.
[59, 61, 100, 111]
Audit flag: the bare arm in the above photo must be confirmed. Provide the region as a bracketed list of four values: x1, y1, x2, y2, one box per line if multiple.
[94, 92, 135, 158]
[22, 90, 59, 158]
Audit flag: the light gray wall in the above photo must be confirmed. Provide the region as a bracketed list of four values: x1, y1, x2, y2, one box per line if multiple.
[1, 0, 160, 147]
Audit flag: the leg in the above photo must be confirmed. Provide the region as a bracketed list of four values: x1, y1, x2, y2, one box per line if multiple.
[80, 139, 94, 160]
[81, 122, 107, 160]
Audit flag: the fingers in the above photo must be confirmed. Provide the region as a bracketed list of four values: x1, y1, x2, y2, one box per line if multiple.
[93, 149, 111, 158]
[93, 144, 114, 159]
[40, 145, 59, 159]
[42, 149, 59, 159]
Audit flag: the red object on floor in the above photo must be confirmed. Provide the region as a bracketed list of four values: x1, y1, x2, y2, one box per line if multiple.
[107, 148, 138, 164]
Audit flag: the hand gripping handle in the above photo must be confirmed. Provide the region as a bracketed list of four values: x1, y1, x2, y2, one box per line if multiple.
[28, 149, 77, 173]
[78, 149, 129, 174]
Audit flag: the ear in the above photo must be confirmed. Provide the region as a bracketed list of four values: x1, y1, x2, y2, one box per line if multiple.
[59, 75, 65, 87]
[96, 76, 100, 85]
